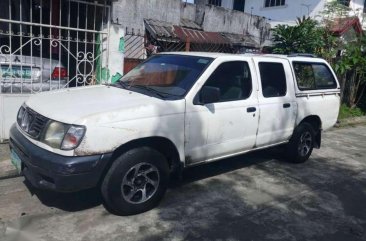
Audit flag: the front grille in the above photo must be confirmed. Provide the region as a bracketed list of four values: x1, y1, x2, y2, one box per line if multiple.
[17, 107, 49, 139]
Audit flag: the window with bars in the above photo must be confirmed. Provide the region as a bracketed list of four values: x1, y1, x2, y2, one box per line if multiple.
[264, 0, 285, 8]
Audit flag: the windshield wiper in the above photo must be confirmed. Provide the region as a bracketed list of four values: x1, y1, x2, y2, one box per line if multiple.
[107, 81, 129, 89]
[115, 81, 129, 89]
[130, 85, 167, 98]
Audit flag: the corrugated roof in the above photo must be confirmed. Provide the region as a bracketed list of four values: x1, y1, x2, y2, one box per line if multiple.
[173, 26, 229, 44]
[144, 19, 178, 39]
[145, 18, 261, 48]
[328, 17, 362, 36]
[180, 18, 203, 30]
[220, 32, 259, 48]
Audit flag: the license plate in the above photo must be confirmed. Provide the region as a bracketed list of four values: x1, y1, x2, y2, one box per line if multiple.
[10, 149, 22, 174]
[1, 65, 39, 79]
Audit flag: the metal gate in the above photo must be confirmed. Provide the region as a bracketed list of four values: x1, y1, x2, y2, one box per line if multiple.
[0, 0, 111, 93]
[0, 0, 111, 141]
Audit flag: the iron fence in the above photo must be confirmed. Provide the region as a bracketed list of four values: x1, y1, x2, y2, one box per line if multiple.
[0, 0, 111, 94]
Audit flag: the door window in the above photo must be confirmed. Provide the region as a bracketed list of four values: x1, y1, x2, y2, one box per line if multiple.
[293, 62, 337, 90]
[203, 61, 252, 102]
[259, 62, 287, 97]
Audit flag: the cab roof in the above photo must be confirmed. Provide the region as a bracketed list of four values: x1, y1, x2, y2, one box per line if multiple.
[159, 52, 325, 62]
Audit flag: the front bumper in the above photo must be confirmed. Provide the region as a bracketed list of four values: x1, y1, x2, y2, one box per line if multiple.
[9, 124, 112, 192]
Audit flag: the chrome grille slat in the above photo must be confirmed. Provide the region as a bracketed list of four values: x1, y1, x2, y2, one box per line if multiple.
[17, 107, 49, 139]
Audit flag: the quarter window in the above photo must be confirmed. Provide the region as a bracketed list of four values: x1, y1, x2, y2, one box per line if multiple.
[293, 62, 337, 90]
[202, 61, 252, 102]
[259, 62, 287, 97]
[264, 0, 285, 7]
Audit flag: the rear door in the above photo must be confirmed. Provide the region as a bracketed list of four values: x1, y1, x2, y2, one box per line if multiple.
[253, 58, 297, 147]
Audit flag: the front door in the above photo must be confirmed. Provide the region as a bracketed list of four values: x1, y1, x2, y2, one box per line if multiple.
[184, 60, 259, 164]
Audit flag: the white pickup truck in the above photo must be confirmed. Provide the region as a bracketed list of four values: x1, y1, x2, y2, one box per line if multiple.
[10, 52, 340, 215]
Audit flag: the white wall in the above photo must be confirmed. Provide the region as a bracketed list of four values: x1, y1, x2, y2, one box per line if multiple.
[0, 94, 30, 142]
[244, 0, 365, 27]
[245, 0, 326, 26]
[350, 0, 366, 28]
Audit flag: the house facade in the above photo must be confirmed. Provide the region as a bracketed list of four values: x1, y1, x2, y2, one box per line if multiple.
[198, 0, 366, 28]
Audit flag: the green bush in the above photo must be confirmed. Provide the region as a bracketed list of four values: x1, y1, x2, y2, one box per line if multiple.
[338, 104, 365, 119]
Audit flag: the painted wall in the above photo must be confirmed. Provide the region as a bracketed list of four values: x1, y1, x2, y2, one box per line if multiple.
[0, 95, 30, 142]
[349, 0, 366, 28]
[244, 0, 325, 26]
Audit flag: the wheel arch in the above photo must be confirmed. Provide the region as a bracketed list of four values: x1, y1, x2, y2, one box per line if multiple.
[298, 115, 322, 148]
[99, 136, 183, 184]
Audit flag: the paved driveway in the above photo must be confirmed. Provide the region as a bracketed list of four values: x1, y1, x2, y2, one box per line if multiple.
[1, 125, 366, 241]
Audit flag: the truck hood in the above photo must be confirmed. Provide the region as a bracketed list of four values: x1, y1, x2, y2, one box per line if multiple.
[26, 85, 184, 125]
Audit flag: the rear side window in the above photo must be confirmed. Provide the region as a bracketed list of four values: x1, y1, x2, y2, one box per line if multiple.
[259, 62, 287, 98]
[293, 62, 337, 90]
[203, 61, 252, 102]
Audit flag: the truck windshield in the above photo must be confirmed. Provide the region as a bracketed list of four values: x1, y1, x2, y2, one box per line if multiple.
[118, 55, 213, 99]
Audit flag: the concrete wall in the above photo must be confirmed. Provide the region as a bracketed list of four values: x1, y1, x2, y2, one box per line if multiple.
[181, 2, 197, 20]
[196, 4, 270, 44]
[112, 0, 183, 31]
[112, 0, 271, 46]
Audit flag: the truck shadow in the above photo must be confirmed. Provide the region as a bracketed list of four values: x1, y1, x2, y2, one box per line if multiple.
[23, 147, 284, 212]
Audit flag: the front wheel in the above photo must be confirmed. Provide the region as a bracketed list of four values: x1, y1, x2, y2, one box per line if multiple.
[101, 147, 169, 215]
[286, 123, 315, 163]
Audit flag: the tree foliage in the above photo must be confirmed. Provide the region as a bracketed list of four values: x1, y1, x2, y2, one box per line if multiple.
[271, 2, 366, 110]
[334, 36, 366, 107]
[272, 17, 324, 55]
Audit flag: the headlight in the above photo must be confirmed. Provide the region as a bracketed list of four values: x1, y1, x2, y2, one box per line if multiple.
[17, 106, 25, 125]
[44, 121, 67, 148]
[43, 121, 85, 150]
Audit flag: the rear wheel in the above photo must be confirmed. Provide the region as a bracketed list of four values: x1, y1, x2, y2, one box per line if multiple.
[286, 122, 315, 163]
[101, 147, 169, 215]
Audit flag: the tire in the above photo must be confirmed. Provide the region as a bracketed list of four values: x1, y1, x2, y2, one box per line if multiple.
[101, 147, 169, 215]
[286, 122, 315, 163]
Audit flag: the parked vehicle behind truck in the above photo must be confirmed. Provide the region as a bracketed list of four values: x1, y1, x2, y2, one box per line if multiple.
[9, 52, 340, 215]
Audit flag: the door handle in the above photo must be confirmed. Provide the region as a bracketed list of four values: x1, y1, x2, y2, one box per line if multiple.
[247, 107, 256, 113]
[283, 103, 291, 108]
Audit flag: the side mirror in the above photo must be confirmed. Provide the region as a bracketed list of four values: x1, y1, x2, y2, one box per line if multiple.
[199, 86, 220, 105]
